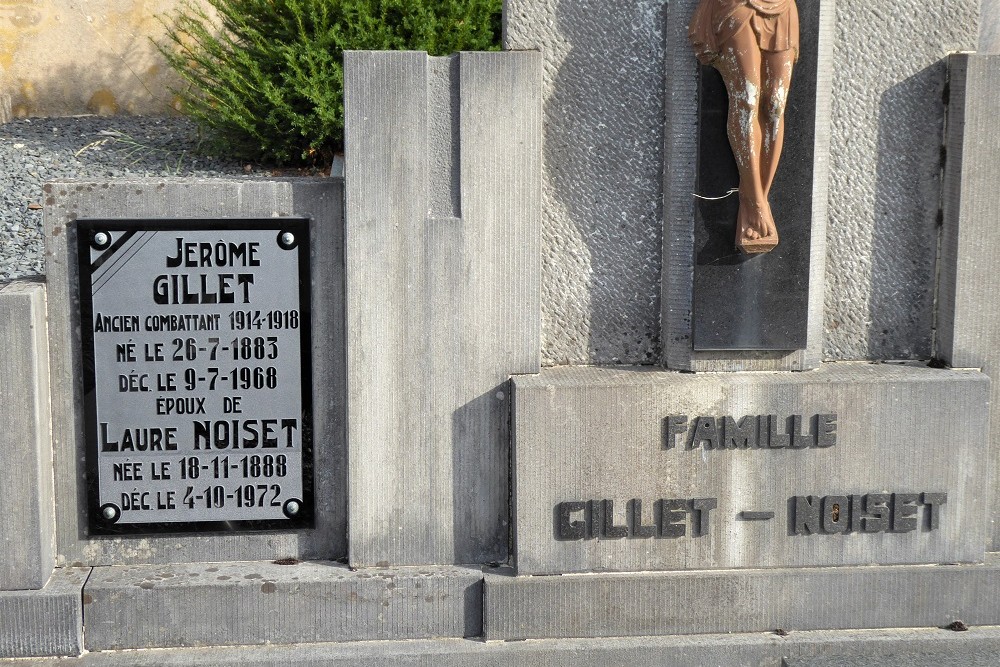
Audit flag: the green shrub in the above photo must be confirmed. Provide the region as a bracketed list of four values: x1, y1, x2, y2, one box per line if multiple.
[158, 0, 502, 165]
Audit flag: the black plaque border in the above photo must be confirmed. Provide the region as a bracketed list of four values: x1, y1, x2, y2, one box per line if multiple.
[76, 218, 315, 537]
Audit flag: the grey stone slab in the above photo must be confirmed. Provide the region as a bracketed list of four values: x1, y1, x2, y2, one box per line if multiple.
[512, 364, 988, 575]
[43, 179, 346, 566]
[823, 0, 978, 361]
[787, 654, 1000, 667]
[7, 627, 1000, 666]
[938, 54, 1000, 552]
[82, 562, 482, 650]
[664, 0, 834, 369]
[484, 564, 1000, 640]
[0, 567, 87, 658]
[0, 282, 55, 590]
[343, 51, 540, 566]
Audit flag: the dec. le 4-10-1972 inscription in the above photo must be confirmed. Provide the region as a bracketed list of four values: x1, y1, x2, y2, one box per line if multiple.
[77, 219, 314, 535]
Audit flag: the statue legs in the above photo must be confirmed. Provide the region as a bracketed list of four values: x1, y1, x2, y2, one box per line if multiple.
[713, 22, 795, 253]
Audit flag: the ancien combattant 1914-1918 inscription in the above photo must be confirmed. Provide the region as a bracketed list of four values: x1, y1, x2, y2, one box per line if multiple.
[77, 219, 314, 535]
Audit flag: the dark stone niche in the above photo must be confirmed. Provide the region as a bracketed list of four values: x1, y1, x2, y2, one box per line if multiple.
[693, 2, 821, 351]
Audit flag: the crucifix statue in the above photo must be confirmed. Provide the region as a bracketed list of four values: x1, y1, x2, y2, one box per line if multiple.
[690, 0, 800, 254]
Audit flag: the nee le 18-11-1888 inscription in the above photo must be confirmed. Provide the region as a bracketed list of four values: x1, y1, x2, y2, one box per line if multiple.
[77, 219, 313, 535]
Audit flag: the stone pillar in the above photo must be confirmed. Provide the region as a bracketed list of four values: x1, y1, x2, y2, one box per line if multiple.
[938, 53, 1000, 551]
[981, 0, 1000, 53]
[0, 282, 55, 591]
[344, 50, 541, 566]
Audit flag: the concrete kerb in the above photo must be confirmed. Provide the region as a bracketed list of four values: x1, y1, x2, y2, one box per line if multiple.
[4, 627, 1000, 666]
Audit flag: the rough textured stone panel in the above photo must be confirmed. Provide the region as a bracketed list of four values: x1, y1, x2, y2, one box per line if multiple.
[484, 564, 1000, 640]
[0, 567, 87, 658]
[937, 54, 1000, 551]
[343, 51, 540, 566]
[43, 179, 346, 566]
[504, 0, 665, 365]
[512, 364, 988, 574]
[0, 282, 54, 590]
[82, 562, 482, 649]
[787, 654, 1000, 667]
[824, 0, 978, 360]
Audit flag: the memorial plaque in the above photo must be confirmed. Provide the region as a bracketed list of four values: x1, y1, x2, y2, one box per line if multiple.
[76, 219, 314, 535]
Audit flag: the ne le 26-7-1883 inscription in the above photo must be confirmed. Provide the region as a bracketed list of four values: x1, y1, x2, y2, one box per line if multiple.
[76, 219, 314, 535]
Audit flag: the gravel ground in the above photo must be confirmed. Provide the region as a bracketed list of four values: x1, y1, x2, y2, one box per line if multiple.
[0, 116, 252, 282]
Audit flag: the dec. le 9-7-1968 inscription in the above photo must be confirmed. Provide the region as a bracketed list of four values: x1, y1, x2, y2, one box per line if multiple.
[77, 219, 313, 535]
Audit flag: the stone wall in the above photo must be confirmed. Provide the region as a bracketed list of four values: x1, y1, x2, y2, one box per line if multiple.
[1, 1, 985, 366]
[0, 0, 191, 117]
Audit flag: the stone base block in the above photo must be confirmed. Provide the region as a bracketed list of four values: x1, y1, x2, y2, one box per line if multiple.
[483, 563, 1000, 640]
[82, 562, 482, 650]
[0, 568, 87, 658]
[512, 364, 990, 574]
[4, 628, 1000, 666]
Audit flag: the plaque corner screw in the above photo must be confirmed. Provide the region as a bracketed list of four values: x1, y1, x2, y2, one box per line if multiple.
[279, 232, 295, 247]
[285, 500, 301, 516]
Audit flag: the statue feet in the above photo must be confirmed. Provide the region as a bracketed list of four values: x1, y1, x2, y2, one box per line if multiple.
[736, 194, 779, 254]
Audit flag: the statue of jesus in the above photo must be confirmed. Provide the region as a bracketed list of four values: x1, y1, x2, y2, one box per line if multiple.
[690, 0, 799, 253]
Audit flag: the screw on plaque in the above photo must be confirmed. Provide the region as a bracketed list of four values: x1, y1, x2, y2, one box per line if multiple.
[283, 498, 302, 518]
[91, 231, 112, 250]
[277, 231, 298, 250]
[100, 503, 121, 524]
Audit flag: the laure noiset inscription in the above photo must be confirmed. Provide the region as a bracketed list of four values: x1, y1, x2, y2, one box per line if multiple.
[555, 412, 949, 541]
[77, 219, 314, 535]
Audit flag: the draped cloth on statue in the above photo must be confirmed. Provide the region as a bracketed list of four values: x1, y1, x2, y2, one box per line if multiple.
[689, 0, 799, 65]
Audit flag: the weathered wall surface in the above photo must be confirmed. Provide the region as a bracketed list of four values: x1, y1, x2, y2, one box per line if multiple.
[823, 0, 978, 360]
[505, 0, 979, 365]
[0, 0, 189, 117]
[504, 0, 666, 366]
